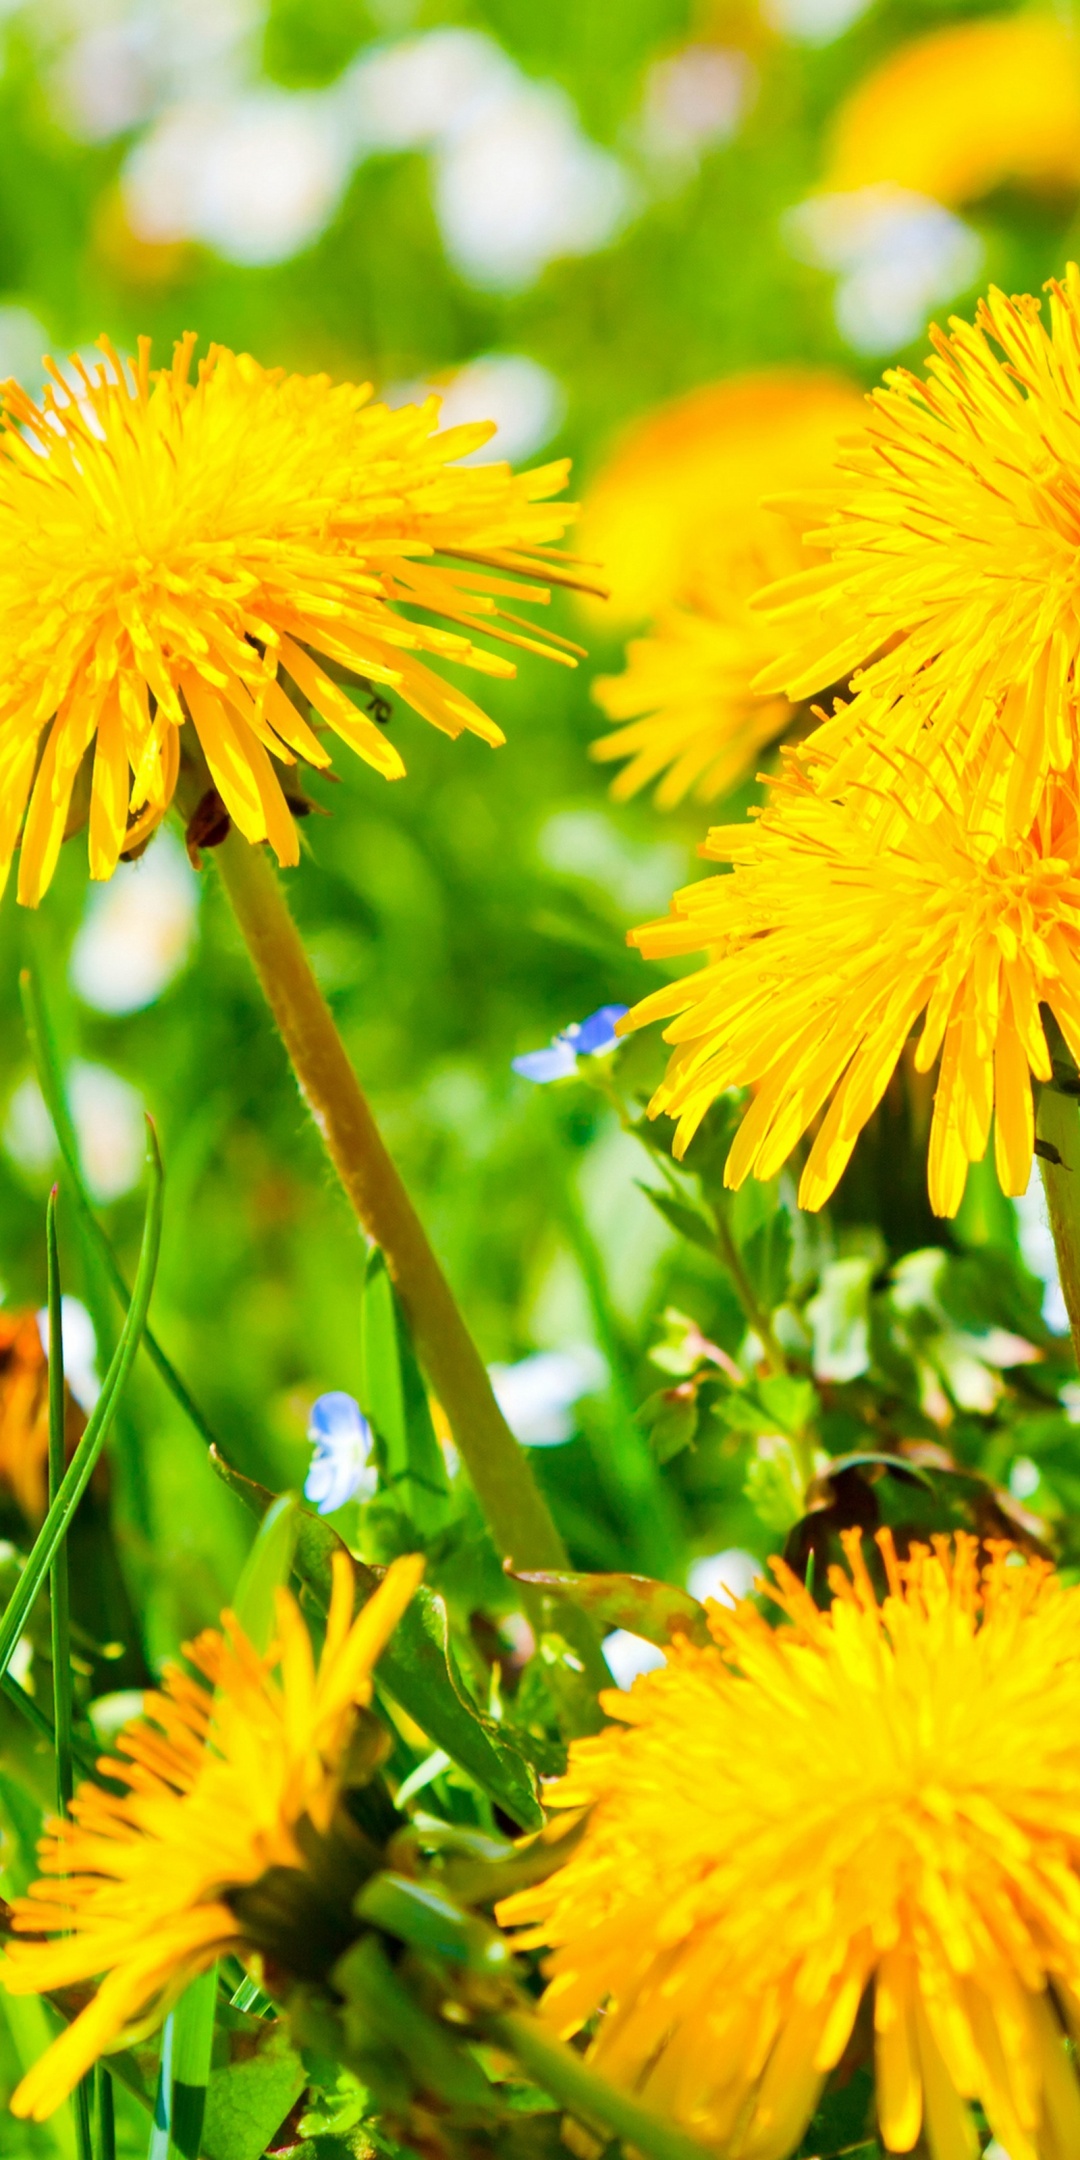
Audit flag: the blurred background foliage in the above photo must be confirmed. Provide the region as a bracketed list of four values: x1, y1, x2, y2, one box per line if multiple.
[0, 0, 1076, 2022]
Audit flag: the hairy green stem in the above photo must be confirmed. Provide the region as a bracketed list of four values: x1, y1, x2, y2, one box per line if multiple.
[210, 833, 596, 1618]
[1037, 1083, 1080, 1362]
[489, 2012, 714, 2160]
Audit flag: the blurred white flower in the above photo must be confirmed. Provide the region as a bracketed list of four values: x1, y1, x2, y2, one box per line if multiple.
[784, 185, 983, 354]
[71, 827, 198, 1015]
[1009, 1457, 1040, 1502]
[489, 1345, 607, 1446]
[603, 1629, 666, 1689]
[48, 0, 258, 142]
[763, 0, 873, 45]
[396, 354, 564, 466]
[36, 1295, 99, 1411]
[686, 1549, 759, 1605]
[123, 88, 354, 263]
[639, 44, 753, 164]
[4, 1062, 145, 1204]
[343, 28, 516, 152]
[1015, 1171, 1069, 1335]
[435, 80, 632, 290]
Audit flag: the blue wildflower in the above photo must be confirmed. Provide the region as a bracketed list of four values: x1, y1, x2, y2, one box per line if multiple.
[304, 1391, 377, 1515]
[512, 1004, 628, 1084]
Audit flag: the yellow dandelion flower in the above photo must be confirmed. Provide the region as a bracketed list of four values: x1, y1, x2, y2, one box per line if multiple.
[826, 13, 1080, 208]
[756, 268, 1080, 836]
[576, 370, 863, 629]
[0, 335, 583, 906]
[590, 516, 805, 809]
[1, 1549, 424, 2119]
[500, 1533, 1080, 2160]
[621, 757, 1080, 1217]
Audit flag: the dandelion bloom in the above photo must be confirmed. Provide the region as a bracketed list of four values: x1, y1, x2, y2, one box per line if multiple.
[500, 1533, 1080, 2160]
[826, 14, 1080, 208]
[756, 269, 1080, 835]
[622, 759, 1080, 1216]
[0, 336, 584, 905]
[2, 1549, 423, 2118]
[575, 370, 863, 628]
[591, 517, 806, 809]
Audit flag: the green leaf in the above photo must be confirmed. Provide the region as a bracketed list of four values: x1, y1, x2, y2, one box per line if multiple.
[360, 1249, 451, 1539]
[509, 1569, 711, 1648]
[210, 1453, 542, 1829]
[639, 1383, 700, 1463]
[201, 2017, 306, 2160]
[230, 1494, 299, 1654]
[740, 1211, 792, 1311]
[637, 1184, 718, 1256]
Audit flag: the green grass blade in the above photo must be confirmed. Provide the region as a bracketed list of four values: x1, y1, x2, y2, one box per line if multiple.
[0, 1120, 164, 1683]
[95, 2068, 116, 2160]
[20, 961, 222, 1455]
[46, 1188, 75, 1816]
[47, 1190, 95, 2160]
[167, 1967, 217, 2160]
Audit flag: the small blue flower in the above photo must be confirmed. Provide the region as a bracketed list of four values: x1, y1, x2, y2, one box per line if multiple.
[512, 1004, 629, 1084]
[304, 1391, 377, 1515]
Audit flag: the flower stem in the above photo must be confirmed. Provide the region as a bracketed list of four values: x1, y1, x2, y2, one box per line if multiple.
[1037, 1082, 1080, 1361]
[210, 832, 579, 1587]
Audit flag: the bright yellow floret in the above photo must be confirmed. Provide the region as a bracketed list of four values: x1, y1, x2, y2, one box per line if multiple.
[622, 757, 1080, 1216]
[590, 517, 806, 809]
[0, 335, 582, 905]
[2, 1550, 423, 2118]
[756, 267, 1080, 837]
[500, 1533, 1080, 2160]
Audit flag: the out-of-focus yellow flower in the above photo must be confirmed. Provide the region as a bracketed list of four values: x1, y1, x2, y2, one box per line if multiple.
[2, 1550, 423, 2119]
[0, 1310, 53, 1523]
[757, 269, 1080, 840]
[826, 13, 1080, 207]
[0, 336, 583, 906]
[590, 514, 805, 808]
[622, 756, 1080, 1217]
[501, 1533, 1080, 2160]
[576, 370, 863, 628]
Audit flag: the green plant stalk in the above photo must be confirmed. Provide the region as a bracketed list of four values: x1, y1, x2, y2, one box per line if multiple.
[712, 1207, 787, 1377]
[489, 2012, 714, 2160]
[21, 964, 222, 1456]
[209, 833, 578, 1587]
[1037, 1083, 1080, 1361]
[0, 1124, 163, 1682]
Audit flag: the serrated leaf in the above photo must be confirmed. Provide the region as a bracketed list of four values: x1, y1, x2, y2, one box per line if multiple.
[510, 1569, 711, 1648]
[210, 1452, 542, 1829]
[202, 2018, 306, 2160]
